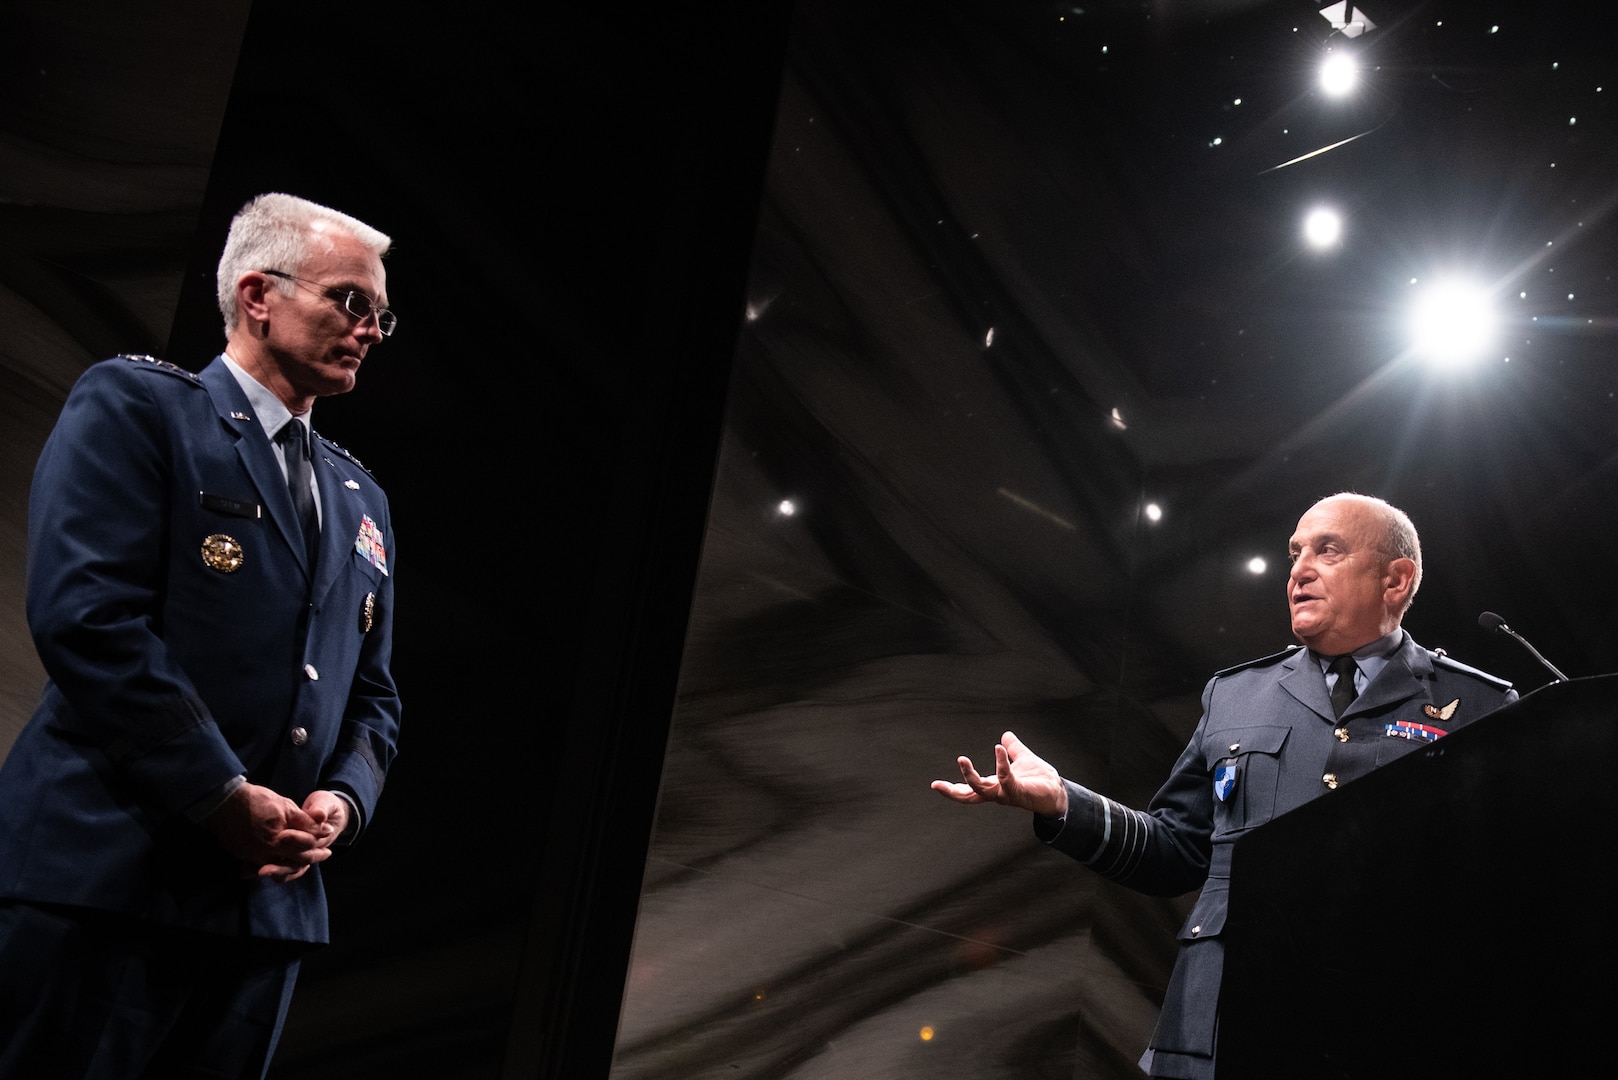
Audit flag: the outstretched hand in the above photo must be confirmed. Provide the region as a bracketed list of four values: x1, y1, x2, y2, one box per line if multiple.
[930, 730, 1068, 818]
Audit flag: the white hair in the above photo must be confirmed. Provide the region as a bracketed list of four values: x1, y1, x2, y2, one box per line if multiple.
[216, 193, 390, 336]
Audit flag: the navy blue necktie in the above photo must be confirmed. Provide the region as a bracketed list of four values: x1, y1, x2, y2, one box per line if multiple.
[277, 421, 319, 563]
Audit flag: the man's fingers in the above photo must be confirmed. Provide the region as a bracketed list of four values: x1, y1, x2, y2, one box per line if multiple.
[994, 742, 1014, 781]
[956, 754, 990, 786]
[930, 779, 983, 803]
[281, 806, 320, 831]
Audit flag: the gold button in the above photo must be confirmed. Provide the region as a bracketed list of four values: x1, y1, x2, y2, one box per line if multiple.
[1322, 772, 1339, 790]
[290, 727, 308, 747]
[1334, 727, 1349, 742]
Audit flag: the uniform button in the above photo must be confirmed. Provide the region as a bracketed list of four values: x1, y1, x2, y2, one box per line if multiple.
[290, 727, 309, 747]
[1322, 772, 1339, 790]
[304, 664, 319, 681]
[1334, 727, 1350, 742]
[1228, 742, 1240, 753]
[1190, 925, 1202, 937]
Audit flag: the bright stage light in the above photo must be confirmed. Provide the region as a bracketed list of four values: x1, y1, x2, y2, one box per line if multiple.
[1320, 53, 1358, 97]
[1303, 207, 1342, 248]
[1409, 279, 1496, 365]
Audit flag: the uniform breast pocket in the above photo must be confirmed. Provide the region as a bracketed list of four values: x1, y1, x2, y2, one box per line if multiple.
[348, 544, 384, 588]
[184, 493, 275, 584]
[1374, 729, 1434, 767]
[1206, 724, 1290, 833]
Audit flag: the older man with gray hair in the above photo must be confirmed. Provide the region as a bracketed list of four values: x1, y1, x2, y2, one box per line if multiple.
[0, 193, 402, 1078]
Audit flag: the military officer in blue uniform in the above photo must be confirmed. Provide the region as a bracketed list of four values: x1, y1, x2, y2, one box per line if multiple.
[0, 193, 402, 1078]
[933, 493, 1516, 1078]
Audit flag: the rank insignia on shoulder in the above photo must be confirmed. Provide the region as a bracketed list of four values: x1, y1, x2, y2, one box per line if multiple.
[201, 533, 245, 573]
[1386, 720, 1446, 742]
[1213, 757, 1239, 802]
[318, 434, 367, 472]
[1424, 698, 1460, 721]
[119, 354, 200, 381]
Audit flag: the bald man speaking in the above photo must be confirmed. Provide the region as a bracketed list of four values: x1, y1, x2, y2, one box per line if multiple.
[933, 493, 1516, 1078]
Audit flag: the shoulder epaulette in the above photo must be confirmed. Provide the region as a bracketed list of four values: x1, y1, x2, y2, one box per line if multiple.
[313, 431, 376, 479]
[115, 353, 202, 383]
[1213, 644, 1303, 679]
[1429, 649, 1514, 690]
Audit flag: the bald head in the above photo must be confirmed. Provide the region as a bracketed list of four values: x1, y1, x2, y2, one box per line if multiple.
[1286, 493, 1422, 655]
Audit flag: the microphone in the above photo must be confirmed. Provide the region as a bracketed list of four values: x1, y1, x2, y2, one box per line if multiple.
[1478, 611, 1570, 683]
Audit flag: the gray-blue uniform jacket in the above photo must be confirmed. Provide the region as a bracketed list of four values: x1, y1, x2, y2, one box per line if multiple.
[0, 354, 400, 945]
[1037, 633, 1515, 1078]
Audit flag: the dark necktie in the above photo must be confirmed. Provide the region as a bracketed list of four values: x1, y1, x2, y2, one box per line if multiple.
[1328, 654, 1359, 719]
[277, 420, 319, 563]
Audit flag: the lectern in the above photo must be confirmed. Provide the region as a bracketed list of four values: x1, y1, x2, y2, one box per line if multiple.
[1218, 675, 1615, 1078]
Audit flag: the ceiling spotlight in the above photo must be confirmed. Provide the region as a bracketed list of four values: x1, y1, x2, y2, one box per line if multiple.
[1247, 557, 1268, 575]
[1318, 2, 1377, 39]
[1303, 207, 1342, 248]
[1409, 279, 1496, 366]
[1143, 502, 1163, 523]
[1320, 52, 1358, 97]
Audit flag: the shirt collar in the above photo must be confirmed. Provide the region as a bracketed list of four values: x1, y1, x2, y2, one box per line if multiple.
[1312, 627, 1404, 686]
[221, 352, 312, 442]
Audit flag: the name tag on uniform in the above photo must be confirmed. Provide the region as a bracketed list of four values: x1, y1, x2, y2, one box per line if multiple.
[199, 491, 261, 518]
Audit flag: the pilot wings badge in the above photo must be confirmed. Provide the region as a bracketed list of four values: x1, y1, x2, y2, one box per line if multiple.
[1423, 698, 1460, 721]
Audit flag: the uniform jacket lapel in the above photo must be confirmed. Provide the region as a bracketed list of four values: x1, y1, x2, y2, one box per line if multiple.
[1278, 648, 1335, 722]
[310, 441, 356, 605]
[1345, 631, 1431, 718]
[199, 358, 314, 580]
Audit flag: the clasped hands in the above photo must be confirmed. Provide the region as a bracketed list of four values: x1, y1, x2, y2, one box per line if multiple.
[930, 730, 1069, 819]
[207, 782, 349, 883]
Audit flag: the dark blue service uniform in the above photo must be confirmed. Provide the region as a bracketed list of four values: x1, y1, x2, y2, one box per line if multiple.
[0, 355, 400, 1072]
[1037, 633, 1515, 1078]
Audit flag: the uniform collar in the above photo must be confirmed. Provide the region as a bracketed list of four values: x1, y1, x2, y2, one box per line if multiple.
[221, 352, 312, 443]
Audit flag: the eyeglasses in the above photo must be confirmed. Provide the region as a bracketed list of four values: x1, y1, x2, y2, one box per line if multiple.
[261, 269, 397, 337]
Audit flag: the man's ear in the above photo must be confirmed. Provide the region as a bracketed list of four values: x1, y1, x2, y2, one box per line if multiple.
[236, 271, 275, 326]
[1385, 557, 1418, 604]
